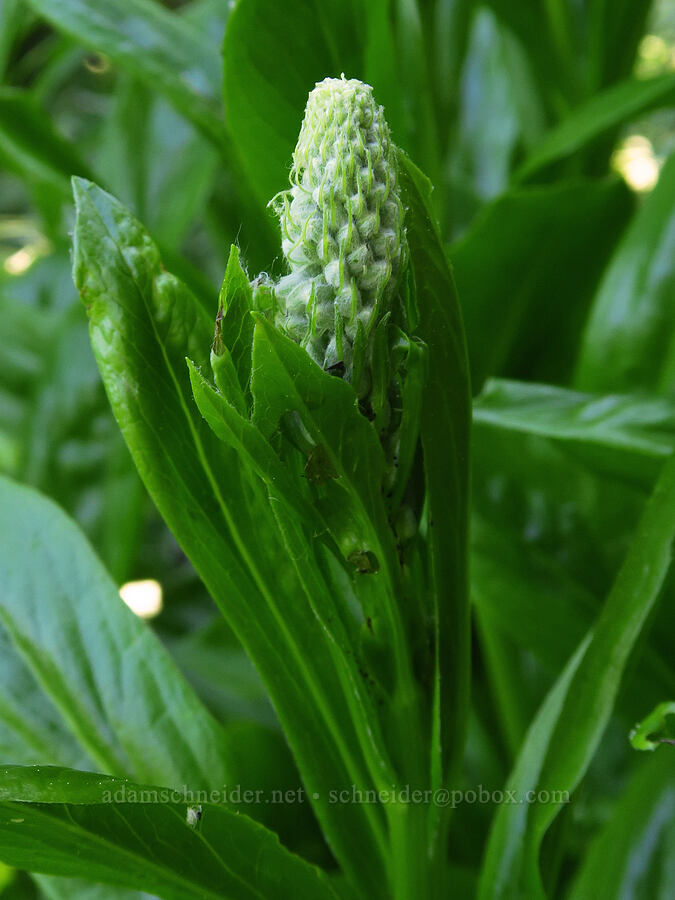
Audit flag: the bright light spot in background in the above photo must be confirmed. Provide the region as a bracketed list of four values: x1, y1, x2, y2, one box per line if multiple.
[119, 579, 163, 618]
[612, 135, 661, 193]
[3, 248, 34, 275]
[1, 225, 51, 276]
[636, 33, 675, 76]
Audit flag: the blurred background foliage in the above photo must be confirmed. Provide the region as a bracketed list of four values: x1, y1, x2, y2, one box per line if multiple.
[1, 0, 675, 897]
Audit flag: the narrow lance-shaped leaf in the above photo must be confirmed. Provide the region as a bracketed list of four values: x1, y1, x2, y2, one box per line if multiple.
[567, 753, 675, 900]
[479, 452, 675, 898]
[398, 152, 472, 803]
[515, 73, 675, 182]
[474, 378, 675, 489]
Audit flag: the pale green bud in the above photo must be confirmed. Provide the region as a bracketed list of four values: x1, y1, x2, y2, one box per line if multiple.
[271, 76, 406, 381]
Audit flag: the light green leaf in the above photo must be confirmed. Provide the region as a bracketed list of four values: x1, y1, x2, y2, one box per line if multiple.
[26, 0, 224, 146]
[576, 153, 675, 395]
[629, 701, 675, 751]
[516, 73, 675, 181]
[474, 378, 675, 488]
[0, 475, 234, 791]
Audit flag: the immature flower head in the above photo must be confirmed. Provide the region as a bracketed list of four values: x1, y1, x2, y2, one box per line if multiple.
[271, 76, 406, 382]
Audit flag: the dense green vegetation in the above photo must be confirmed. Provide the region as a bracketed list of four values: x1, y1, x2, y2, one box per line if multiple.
[0, 1, 674, 898]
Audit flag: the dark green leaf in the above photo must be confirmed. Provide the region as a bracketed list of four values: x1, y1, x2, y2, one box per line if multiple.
[398, 152, 472, 793]
[587, 0, 653, 90]
[480, 452, 675, 897]
[95, 75, 218, 250]
[482, 0, 579, 113]
[0, 89, 91, 191]
[0, 0, 30, 81]
[449, 7, 545, 213]
[0, 767, 338, 900]
[450, 177, 633, 391]
[568, 753, 675, 899]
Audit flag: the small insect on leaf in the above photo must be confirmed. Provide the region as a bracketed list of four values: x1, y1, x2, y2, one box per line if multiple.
[186, 805, 203, 828]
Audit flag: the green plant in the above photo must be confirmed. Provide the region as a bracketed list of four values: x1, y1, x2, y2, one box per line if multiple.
[1, 1, 675, 899]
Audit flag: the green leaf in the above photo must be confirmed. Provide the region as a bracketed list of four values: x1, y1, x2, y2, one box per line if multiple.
[482, 0, 580, 115]
[0, 89, 91, 191]
[188, 359, 331, 547]
[629, 701, 675, 751]
[0, 624, 86, 770]
[35, 874, 147, 900]
[26, 0, 225, 146]
[95, 74, 218, 251]
[477, 638, 590, 900]
[450, 177, 633, 391]
[0, 475, 234, 792]
[479, 452, 675, 898]
[587, 0, 653, 90]
[223, 0, 362, 204]
[223, 0, 433, 206]
[0, 0, 31, 81]
[167, 617, 274, 728]
[72, 177, 391, 896]
[575, 153, 675, 395]
[0, 88, 93, 234]
[568, 753, 675, 900]
[247, 319, 425, 797]
[474, 378, 675, 489]
[250, 317, 396, 578]
[450, 7, 545, 209]
[398, 152, 472, 794]
[516, 73, 675, 181]
[214, 245, 255, 399]
[0, 767, 338, 900]
[471, 516, 596, 672]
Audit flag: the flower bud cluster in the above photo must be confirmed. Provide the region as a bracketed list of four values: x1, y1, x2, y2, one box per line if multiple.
[271, 76, 406, 376]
